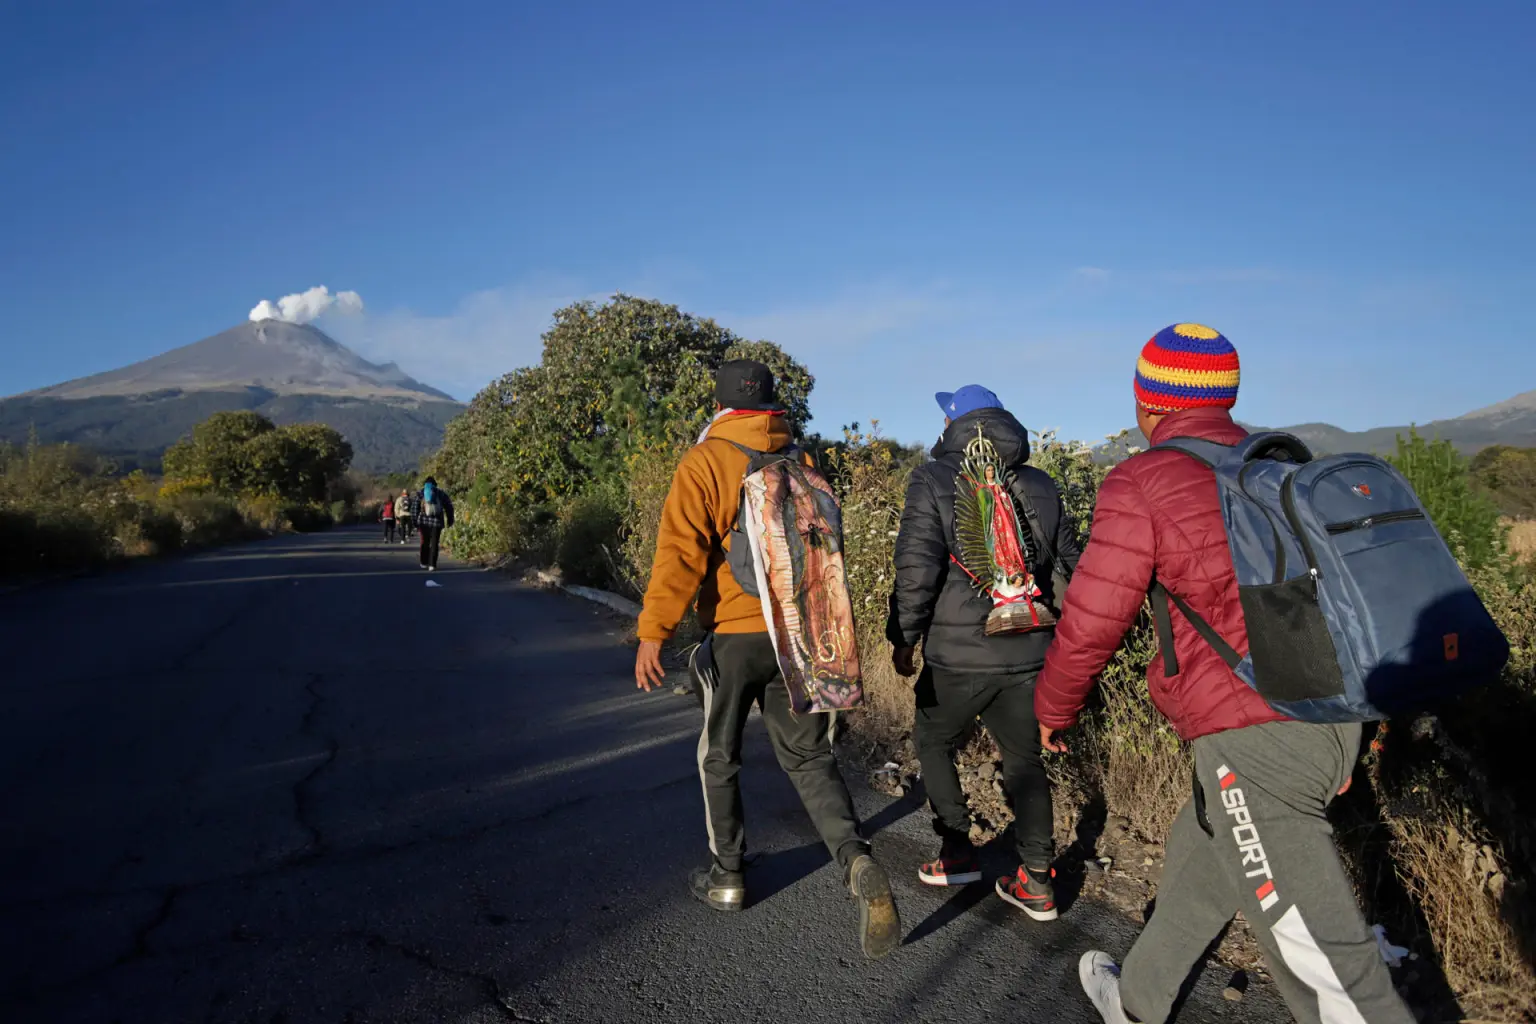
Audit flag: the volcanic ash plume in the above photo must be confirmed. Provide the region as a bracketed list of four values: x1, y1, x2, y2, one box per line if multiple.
[249, 286, 364, 324]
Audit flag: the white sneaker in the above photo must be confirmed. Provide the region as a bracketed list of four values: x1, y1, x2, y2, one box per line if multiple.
[1079, 951, 1133, 1024]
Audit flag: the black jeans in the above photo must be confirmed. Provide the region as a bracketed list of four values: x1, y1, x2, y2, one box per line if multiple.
[419, 525, 442, 568]
[399, 518, 413, 540]
[914, 665, 1054, 869]
[383, 520, 396, 543]
[694, 631, 868, 875]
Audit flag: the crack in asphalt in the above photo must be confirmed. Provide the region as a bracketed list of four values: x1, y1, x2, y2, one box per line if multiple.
[0, 773, 698, 1008]
[345, 930, 536, 1022]
[171, 596, 263, 672]
[1, 772, 698, 919]
[115, 885, 182, 967]
[294, 671, 340, 853]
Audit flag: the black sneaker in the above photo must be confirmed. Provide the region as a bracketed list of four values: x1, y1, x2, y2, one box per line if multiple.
[918, 835, 983, 887]
[848, 854, 901, 959]
[689, 863, 744, 912]
[996, 865, 1059, 921]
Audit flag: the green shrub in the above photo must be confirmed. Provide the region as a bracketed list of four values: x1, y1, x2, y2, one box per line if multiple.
[117, 503, 184, 556]
[164, 493, 255, 548]
[282, 503, 334, 533]
[1390, 429, 1506, 568]
[556, 485, 627, 588]
[0, 507, 112, 574]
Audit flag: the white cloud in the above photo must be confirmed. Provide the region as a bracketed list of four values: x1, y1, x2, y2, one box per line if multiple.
[1074, 266, 1112, 283]
[249, 285, 366, 324]
[1154, 267, 1285, 286]
[726, 283, 960, 351]
[320, 274, 1109, 437]
[324, 280, 597, 401]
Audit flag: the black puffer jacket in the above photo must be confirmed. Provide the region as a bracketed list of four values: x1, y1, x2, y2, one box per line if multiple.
[885, 408, 1082, 675]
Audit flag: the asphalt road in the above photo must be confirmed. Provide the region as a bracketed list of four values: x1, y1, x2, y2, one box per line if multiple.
[0, 527, 1287, 1024]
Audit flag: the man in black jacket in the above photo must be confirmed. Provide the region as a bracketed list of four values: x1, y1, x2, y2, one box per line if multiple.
[886, 385, 1082, 920]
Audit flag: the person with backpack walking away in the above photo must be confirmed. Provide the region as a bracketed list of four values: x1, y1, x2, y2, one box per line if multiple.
[416, 478, 453, 571]
[381, 496, 397, 544]
[396, 489, 414, 543]
[885, 385, 1081, 920]
[1039, 324, 1505, 1024]
[634, 359, 902, 961]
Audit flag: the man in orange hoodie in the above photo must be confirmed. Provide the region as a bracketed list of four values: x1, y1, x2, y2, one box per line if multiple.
[635, 360, 902, 960]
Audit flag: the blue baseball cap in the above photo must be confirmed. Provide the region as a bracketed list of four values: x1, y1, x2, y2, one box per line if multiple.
[935, 385, 1003, 419]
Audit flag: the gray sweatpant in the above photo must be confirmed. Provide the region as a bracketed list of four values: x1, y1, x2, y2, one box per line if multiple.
[1120, 721, 1414, 1024]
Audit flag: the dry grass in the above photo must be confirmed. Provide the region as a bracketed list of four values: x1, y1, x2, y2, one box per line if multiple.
[1507, 519, 1536, 561]
[1075, 619, 1190, 842]
[853, 657, 917, 758]
[1386, 806, 1535, 1022]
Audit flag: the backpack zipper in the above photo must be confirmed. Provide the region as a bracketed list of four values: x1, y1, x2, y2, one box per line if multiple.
[1324, 508, 1426, 534]
[1279, 474, 1322, 599]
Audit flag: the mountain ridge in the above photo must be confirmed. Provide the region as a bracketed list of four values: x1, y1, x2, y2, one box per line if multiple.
[1, 321, 462, 473]
[18, 320, 455, 403]
[1100, 388, 1536, 459]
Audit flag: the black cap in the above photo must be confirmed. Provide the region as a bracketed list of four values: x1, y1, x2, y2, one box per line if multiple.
[714, 359, 780, 411]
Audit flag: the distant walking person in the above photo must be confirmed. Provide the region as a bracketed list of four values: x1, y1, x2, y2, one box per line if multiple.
[635, 359, 902, 960]
[381, 496, 397, 544]
[1036, 325, 1416, 1024]
[416, 478, 453, 571]
[886, 385, 1080, 919]
[396, 489, 414, 543]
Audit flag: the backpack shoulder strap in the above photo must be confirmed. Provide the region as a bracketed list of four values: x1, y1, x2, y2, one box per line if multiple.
[1149, 580, 1242, 677]
[1008, 472, 1067, 580]
[1146, 436, 1233, 468]
[1141, 438, 1247, 676]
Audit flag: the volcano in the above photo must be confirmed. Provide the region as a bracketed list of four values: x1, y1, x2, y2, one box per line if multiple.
[2, 322, 463, 473]
[24, 320, 455, 403]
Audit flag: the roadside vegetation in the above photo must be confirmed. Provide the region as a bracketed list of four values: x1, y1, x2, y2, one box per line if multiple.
[1, 410, 362, 578]
[434, 294, 1532, 1019]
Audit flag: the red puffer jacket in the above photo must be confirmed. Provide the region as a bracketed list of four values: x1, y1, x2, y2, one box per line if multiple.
[1035, 408, 1287, 741]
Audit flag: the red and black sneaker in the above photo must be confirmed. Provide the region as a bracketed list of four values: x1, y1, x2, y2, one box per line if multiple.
[918, 838, 983, 887]
[996, 865, 1058, 921]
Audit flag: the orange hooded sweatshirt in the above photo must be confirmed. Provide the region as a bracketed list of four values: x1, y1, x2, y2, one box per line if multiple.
[637, 411, 802, 642]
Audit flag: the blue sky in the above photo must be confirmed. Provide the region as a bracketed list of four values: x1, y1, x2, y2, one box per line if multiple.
[2, 1, 1532, 445]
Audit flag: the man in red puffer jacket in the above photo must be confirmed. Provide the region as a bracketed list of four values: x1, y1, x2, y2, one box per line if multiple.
[1038, 325, 1414, 1024]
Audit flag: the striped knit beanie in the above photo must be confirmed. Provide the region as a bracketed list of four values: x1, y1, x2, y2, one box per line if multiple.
[1134, 323, 1241, 414]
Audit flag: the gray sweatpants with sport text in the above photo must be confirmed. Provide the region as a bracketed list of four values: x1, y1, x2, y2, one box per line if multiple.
[1120, 720, 1414, 1024]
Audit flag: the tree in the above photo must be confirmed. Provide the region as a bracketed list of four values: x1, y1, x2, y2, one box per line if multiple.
[162, 411, 275, 494]
[1389, 429, 1506, 567]
[163, 412, 353, 504]
[434, 294, 815, 507]
[274, 423, 353, 504]
[1469, 445, 1536, 519]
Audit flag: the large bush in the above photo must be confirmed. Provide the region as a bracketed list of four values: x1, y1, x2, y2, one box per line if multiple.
[434, 294, 813, 589]
[163, 410, 353, 509]
[3, 409, 360, 577]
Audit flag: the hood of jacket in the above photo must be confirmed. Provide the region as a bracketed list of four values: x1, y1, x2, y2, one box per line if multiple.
[931, 407, 1031, 466]
[704, 410, 794, 453]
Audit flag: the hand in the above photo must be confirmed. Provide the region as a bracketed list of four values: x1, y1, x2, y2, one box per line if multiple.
[635, 641, 667, 692]
[892, 646, 917, 678]
[1039, 724, 1068, 754]
[1337, 775, 1353, 796]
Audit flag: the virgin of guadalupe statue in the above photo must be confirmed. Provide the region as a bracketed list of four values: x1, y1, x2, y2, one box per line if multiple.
[952, 427, 1057, 635]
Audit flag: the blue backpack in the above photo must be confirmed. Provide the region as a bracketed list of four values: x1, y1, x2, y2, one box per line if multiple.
[1148, 432, 1509, 722]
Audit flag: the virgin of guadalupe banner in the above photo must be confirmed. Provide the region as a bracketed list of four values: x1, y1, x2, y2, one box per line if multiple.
[952, 426, 1058, 636]
[739, 459, 864, 714]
